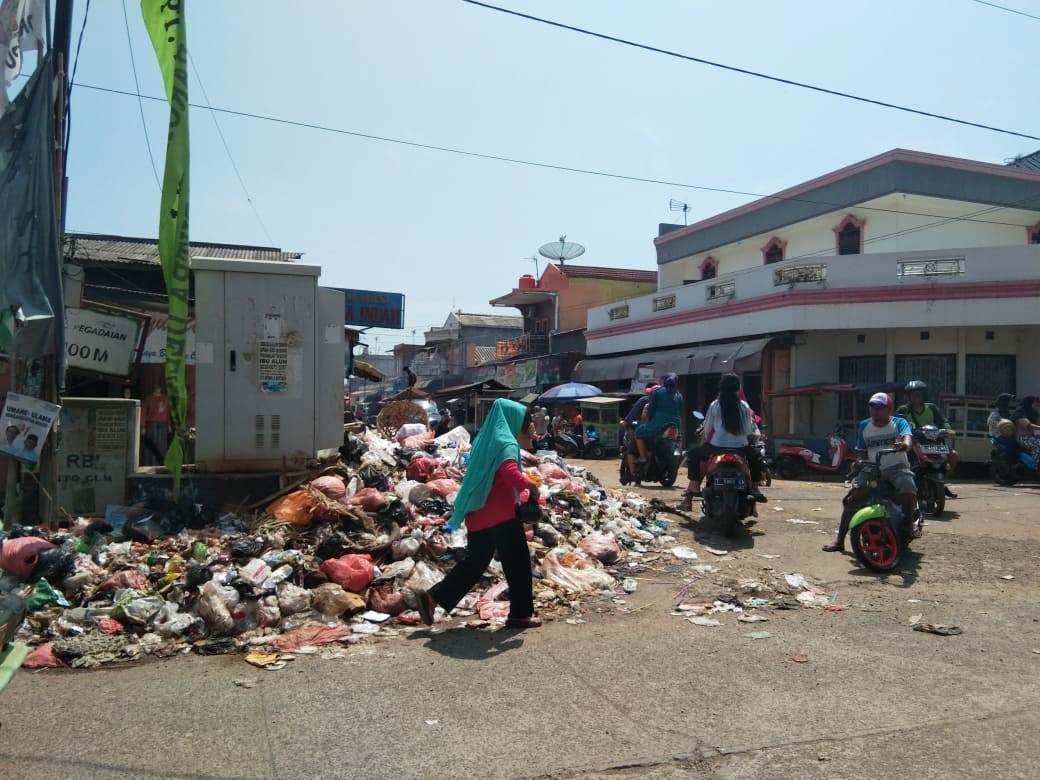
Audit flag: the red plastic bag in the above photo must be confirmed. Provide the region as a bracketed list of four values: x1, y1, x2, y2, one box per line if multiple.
[538, 463, 568, 481]
[268, 624, 351, 652]
[425, 479, 460, 498]
[402, 431, 435, 449]
[267, 490, 319, 526]
[22, 643, 66, 669]
[406, 457, 447, 484]
[99, 569, 150, 593]
[0, 536, 56, 581]
[320, 553, 374, 593]
[368, 582, 406, 615]
[347, 487, 386, 513]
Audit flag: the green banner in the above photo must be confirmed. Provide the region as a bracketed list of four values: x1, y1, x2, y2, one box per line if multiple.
[141, 0, 190, 489]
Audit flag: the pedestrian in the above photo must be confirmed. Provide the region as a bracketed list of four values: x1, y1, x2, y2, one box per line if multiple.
[1011, 396, 1040, 461]
[413, 399, 542, 629]
[434, 408, 454, 437]
[988, 393, 1013, 437]
[532, 406, 549, 438]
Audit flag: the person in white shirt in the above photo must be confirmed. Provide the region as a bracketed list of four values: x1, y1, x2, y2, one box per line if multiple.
[823, 392, 916, 553]
[681, 373, 766, 508]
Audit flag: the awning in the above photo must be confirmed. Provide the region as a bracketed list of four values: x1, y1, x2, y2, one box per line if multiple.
[352, 359, 385, 382]
[768, 381, 901, 398]
[572, 356, 641, 382]
[688, 336, 772, 374]
[578, 396, 624, 406]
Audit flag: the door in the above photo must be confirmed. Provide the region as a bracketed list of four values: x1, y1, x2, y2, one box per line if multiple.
[224, 273, 315, 460]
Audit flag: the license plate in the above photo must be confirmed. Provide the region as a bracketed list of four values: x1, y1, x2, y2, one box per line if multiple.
[921, 444, 948, 454]
[714, 476, 746, 489]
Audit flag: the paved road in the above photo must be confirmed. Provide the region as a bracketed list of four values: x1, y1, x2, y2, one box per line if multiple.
[2, 469, 1038, 779]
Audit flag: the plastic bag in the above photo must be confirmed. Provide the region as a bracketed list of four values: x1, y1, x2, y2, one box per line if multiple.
[423, 531, 449, 559]
[196, 580, 234, 635]
[579, 532, 621, 564]
[375, 557, 415, 584]
[22, 643, 65, 669]
[255, 596, 282, 628]
[153, 601, 198, 638]
[0, 535, 56, 580]
[433, 426, 471, 448]
[269, 624, 352, 651]
[401, 561, 445, 607]
[99, 569, 151, 593]
[426, 479, 461, 498]
[320, 554, 374, 592]
[391, 537, 421, 560]
[312, 583, 365, 617]
[276, 582, 311, 615]
[476, 581, 511, 620]
[402, 431, 435, 450]
[25, 578, 67, 611]
[267, 490, 319, 527]
[122, 596, 165, 626]
[347, 487, 386, 513]
[538, 463, 568, 481]
[541, 549, 615, 593]
[310, 475, 346, 501]
[406, 457, 448, 483]
[368, 582, 406, 615]
[418, 497, 451, 517]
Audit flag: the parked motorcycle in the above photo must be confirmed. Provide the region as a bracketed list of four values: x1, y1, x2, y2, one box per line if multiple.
[776, 424, 855, 480]
[750, 424, 772, 487]
[909, 425, 951, 517]
[700, 449, 760, 536]
[619, 425, 681, 487]
[846, 448, 924, 572]
[989, 435, 1040, 486]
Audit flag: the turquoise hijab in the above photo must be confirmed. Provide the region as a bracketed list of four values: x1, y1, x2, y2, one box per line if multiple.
[448, 398, 527, 530]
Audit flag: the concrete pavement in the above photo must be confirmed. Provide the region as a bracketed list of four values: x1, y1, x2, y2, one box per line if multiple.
[1, 472, 1038, 779]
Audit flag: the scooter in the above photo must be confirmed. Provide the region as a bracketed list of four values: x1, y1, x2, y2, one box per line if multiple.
[750, 424, 772, 487]
[847, 448, 924, 572]
[701, 449, 760, 536]
[989, 435, 1040, 486]
[583, 428, 604, 459]
[910, 425, 951, 517]
[775, 424, 856, 480]
[619, 424, 681, 487]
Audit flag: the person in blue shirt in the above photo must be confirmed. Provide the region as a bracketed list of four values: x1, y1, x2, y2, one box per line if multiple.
[635, 375, 683, 464]
[823, 392, 917, 553]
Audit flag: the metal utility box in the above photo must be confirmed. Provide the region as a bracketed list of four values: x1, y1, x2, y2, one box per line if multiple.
[192, 257, 345, 471]
[56, 398, 141, 516]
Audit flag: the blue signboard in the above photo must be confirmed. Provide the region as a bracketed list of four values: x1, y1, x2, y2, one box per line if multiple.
[336, 288, 406, 329]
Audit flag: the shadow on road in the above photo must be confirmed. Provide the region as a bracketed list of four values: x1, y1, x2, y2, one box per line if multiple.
[407, 626, 525, 660]
[847, 549, 923, 588]
[680, 512, 760, 550]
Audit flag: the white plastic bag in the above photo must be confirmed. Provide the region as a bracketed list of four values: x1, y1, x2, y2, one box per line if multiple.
[540, 549, 615, 593]
[196, 581, 234, 635]
[276, 582, 311, 615]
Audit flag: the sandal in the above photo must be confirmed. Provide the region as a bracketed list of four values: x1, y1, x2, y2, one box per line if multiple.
[505, 615, 542, 629]
[415, 589, 436, 626]
[821, 542, 844, 553]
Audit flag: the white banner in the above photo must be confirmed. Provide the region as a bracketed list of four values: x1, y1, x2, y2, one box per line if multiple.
[65, 307, 144, 376]
[0, 391, 60, 466]
[141, 313, 197, 365]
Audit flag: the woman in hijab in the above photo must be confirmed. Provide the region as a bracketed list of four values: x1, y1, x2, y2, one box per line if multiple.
[413, 399, 541, 629]
[1011, 396, 1040, 460]
[987, 393, 1013, 437]
[634, 373, 683, 463]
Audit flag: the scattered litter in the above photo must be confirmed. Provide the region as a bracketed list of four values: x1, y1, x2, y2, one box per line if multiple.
[738, 614, 769, 623]
[424, 720, 439, 726]
[758, 554, 781, 560]
[912, 623, 962, 636]
[909, 614, 923, 625]
[565, 618, 586, 625]
[789, 654, 809, 663]
[1000, 575, 1015, 580]
[622, 578, 638, 594]
[704, 547, 728, 556]
[688, 617, 721, 627]
[784, 573, 809, 589]
[745, 631, 771, 640]
[691, 564, 718, 575]
[670, 545, 699, 560]
[234, 678, 258, 688]
[786, 518, 817, 525]
[772, 506, 784, 512]
[245, 650, 293, 670]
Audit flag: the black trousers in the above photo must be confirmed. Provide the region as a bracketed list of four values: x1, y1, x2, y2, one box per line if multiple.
[429, 518, 535, 620]
[687, 444, 763, 482]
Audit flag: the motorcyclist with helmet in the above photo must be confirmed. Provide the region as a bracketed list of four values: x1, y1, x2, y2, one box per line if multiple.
[895, 379, 958, 497]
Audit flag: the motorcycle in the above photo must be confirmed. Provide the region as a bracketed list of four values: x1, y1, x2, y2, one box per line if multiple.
[700, 449, 759, 536]
[989, 435, 1040, 486]
[619, 424, 681, 487]
[583, 428, 604, 459]
[909, 425, 950, 517]
[847, 448, 924, 572]
[750, 424, 772, 487]
[775, 424, 856, 480]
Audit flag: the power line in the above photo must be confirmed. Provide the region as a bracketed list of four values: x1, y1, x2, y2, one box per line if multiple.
[70, 81, 1040, 231]
[187, 51, 276, 245]
[971, 0, 1040, 21]
[121, 0, 160, 190]
[63, 0, 91, 162]
[459, 0, 1040, 142]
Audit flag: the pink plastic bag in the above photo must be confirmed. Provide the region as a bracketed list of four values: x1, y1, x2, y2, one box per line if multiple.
[579, 532, 621, 564]
[310, 475, 347, 501]
[347, 487, 386, 513]
[402, 431, 435, 449]
[476, 581, 511, 620]
[538, 463, 568, 481]
[368, 582, 407, 615]
[320, 553, 374, 593]
[0, 536, 56, 581]
[268, 624, 351, 652]
[99, 569, 151, 593]
[425, 479, 460, 498]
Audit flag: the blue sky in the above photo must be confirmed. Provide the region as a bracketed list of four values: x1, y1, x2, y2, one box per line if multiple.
[52, 0, 1040, 352]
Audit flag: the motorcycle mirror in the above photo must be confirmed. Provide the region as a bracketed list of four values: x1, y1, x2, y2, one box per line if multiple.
[691, 411, 705, 421]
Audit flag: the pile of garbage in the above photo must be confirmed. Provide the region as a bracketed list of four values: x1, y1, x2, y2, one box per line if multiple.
[0, 426, 670, 669]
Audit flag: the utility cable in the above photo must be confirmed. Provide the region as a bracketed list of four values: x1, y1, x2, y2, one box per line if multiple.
[121, 0, 160, 190]
[459, 0, 1040, 142]
[971, 0, 1040, 22]
[188, 50, 276, 245]
[70, 81, 1040, 231]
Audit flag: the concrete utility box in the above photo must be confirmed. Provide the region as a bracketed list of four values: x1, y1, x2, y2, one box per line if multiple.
[56, 398, 141, 516]
[192, 257, 345, 471]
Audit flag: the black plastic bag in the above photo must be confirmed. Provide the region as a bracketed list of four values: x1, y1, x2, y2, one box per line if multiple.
[186, 563, 214, 589]
[376, 498, 411, 530]
[229, 538, 263, 560]
[31, 549, 75, 584]
[418, 497, 452, 517]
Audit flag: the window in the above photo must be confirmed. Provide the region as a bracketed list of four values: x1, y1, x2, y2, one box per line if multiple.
[839, 355, 886, 421]
[966, 355, 1015, 398]
[608, 305, 629, 320]
[762, 238, 786, 265]
[834, 215, 865, 255]
[1028, 223, 1040, 244]
[653, 294, 676, 311]
[895, 354, 956, 398]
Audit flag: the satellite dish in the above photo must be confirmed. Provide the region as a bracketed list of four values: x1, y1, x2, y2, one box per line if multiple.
[538, 235, 585, 266]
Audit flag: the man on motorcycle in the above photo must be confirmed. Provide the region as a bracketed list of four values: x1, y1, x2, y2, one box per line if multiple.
[823, 392, 917, 553]
[680, 373, 766, 509]
[621, 384, 658, 477]
[895, 379, 959, 496]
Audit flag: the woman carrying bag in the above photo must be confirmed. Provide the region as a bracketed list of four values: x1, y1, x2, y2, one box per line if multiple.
[413, 399, 542, 629]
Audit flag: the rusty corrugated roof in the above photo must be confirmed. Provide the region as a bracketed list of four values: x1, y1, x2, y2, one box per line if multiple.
[555, 264, 657, 283]
[64, 233, 302, 266]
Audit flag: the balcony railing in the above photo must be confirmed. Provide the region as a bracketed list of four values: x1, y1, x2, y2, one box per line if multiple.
[496, 333, 550, 359]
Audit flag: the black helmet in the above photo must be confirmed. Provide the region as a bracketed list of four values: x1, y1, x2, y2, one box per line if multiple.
[905, 380, 927, 394]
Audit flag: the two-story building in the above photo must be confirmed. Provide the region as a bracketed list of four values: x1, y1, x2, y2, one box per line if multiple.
[422, 311, 523, 390]
[487, 262, 657, 393]
[579, 149, 1040, 461]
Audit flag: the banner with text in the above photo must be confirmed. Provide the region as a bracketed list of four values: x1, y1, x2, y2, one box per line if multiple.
[65, 307, 144, 376]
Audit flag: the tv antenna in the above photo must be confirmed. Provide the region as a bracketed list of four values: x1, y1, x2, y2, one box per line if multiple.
[538, 235, 585, 267]
[523, 255, 540, 279]
[670, 199, 690, 225]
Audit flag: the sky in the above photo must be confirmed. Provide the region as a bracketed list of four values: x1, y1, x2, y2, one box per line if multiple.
[46, 0, 1040, 353]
